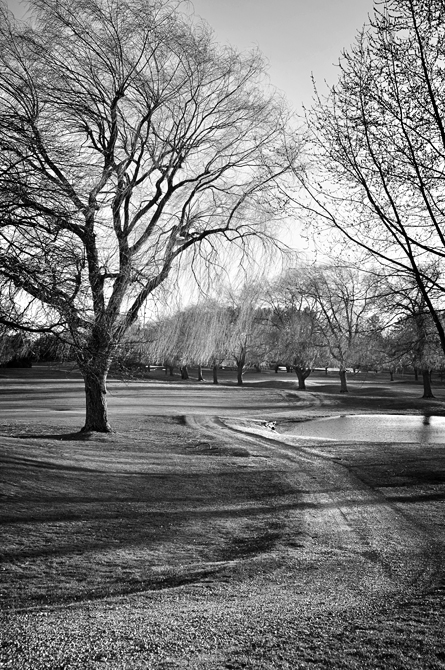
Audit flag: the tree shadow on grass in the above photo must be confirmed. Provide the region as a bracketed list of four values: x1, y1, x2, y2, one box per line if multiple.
[13, 431, 111, 441]
[0, 453, 114, 473]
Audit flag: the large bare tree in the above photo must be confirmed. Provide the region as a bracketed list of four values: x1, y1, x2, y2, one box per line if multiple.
[0, 0, 299, 431]
[301, 0, 445, 355]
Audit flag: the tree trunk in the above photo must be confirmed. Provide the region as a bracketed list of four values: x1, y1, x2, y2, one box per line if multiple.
[212, 365, 219, 384]
[414, 367, 419, 381]
[81, 367, 111, 433]
[197, 364, 204, 381]
[422, 369, 434, 398]
[339, 369, 348, 393]
[389, 368, 394, 382]
[237, 361, 244, 385]
[295, 366, 311, 390]
[180, 365, 189, 380]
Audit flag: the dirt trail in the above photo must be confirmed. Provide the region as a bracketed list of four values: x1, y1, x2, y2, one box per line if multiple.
[187, 414, 441, 608]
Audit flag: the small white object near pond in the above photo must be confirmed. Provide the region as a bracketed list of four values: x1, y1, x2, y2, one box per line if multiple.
[288, 414, 445, 443]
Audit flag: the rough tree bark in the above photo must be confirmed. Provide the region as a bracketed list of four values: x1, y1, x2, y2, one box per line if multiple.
[212, 365, 219, 384]
[236, 359, 245, 386]
[295, 366, 311, 390]
[81, 367, 111, 432]
[422, 369, 434, 398]
[339, 369, 348, 393]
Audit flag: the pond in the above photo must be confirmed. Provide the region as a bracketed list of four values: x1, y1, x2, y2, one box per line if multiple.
[287, 414, 445, 443]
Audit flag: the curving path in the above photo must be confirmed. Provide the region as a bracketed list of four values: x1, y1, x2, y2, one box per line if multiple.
[187, 414, 443, 608]
[2, 373, 445, 668]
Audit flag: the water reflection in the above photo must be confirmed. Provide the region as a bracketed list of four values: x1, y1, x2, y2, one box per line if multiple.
[289, 414, 445, 443]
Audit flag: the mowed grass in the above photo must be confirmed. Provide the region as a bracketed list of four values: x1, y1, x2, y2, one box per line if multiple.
[2, 414, 445, 669]
[2, 368, 445, 668]
[0, 416, 296, 609]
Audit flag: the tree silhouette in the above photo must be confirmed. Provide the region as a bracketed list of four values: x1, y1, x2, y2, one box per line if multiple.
[0, 0, 299, 431]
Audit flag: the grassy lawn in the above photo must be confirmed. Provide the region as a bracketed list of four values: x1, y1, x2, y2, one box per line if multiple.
[1, 365, 445, 668]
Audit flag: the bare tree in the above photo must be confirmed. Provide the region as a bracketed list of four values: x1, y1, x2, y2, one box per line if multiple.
[0, 0, 300, 431]
[301, 0, 445, 357]
[300, 265, 380, 392]
[376, 269, 445, 397]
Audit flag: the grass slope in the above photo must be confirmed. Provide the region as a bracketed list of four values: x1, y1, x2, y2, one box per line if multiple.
[0, 366, 445, 668]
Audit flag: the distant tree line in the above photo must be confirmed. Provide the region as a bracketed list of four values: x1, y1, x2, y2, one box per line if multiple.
[111, 262, 445, 398]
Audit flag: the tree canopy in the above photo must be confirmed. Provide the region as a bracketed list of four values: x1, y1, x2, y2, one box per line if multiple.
[302, 0, 445, 354]
[0, 0, 299, 430]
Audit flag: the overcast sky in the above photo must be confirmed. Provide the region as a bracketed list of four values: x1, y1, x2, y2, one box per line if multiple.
[8, 0, 375, 111]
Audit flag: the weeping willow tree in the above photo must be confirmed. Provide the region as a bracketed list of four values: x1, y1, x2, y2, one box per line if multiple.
[143, 299, 231, 382]
[0, 0, 300, 431]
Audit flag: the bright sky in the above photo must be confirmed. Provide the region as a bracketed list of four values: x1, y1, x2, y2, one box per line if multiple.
[191, 0, 375, 112]
[6, 0, 376, 260]
[8, 0, 375, 112]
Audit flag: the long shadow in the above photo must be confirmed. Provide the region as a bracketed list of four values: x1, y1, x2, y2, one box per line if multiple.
[0, 454, 119, 474]
[2, 566, 232, 611]
[3, 487, 445, 532]
[0, 497, 313, 528]
[385, 491, 445, 504]
[237, 380, 299, 389]
[12, 432, 107, 441]
[1, 513, 287, 563]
